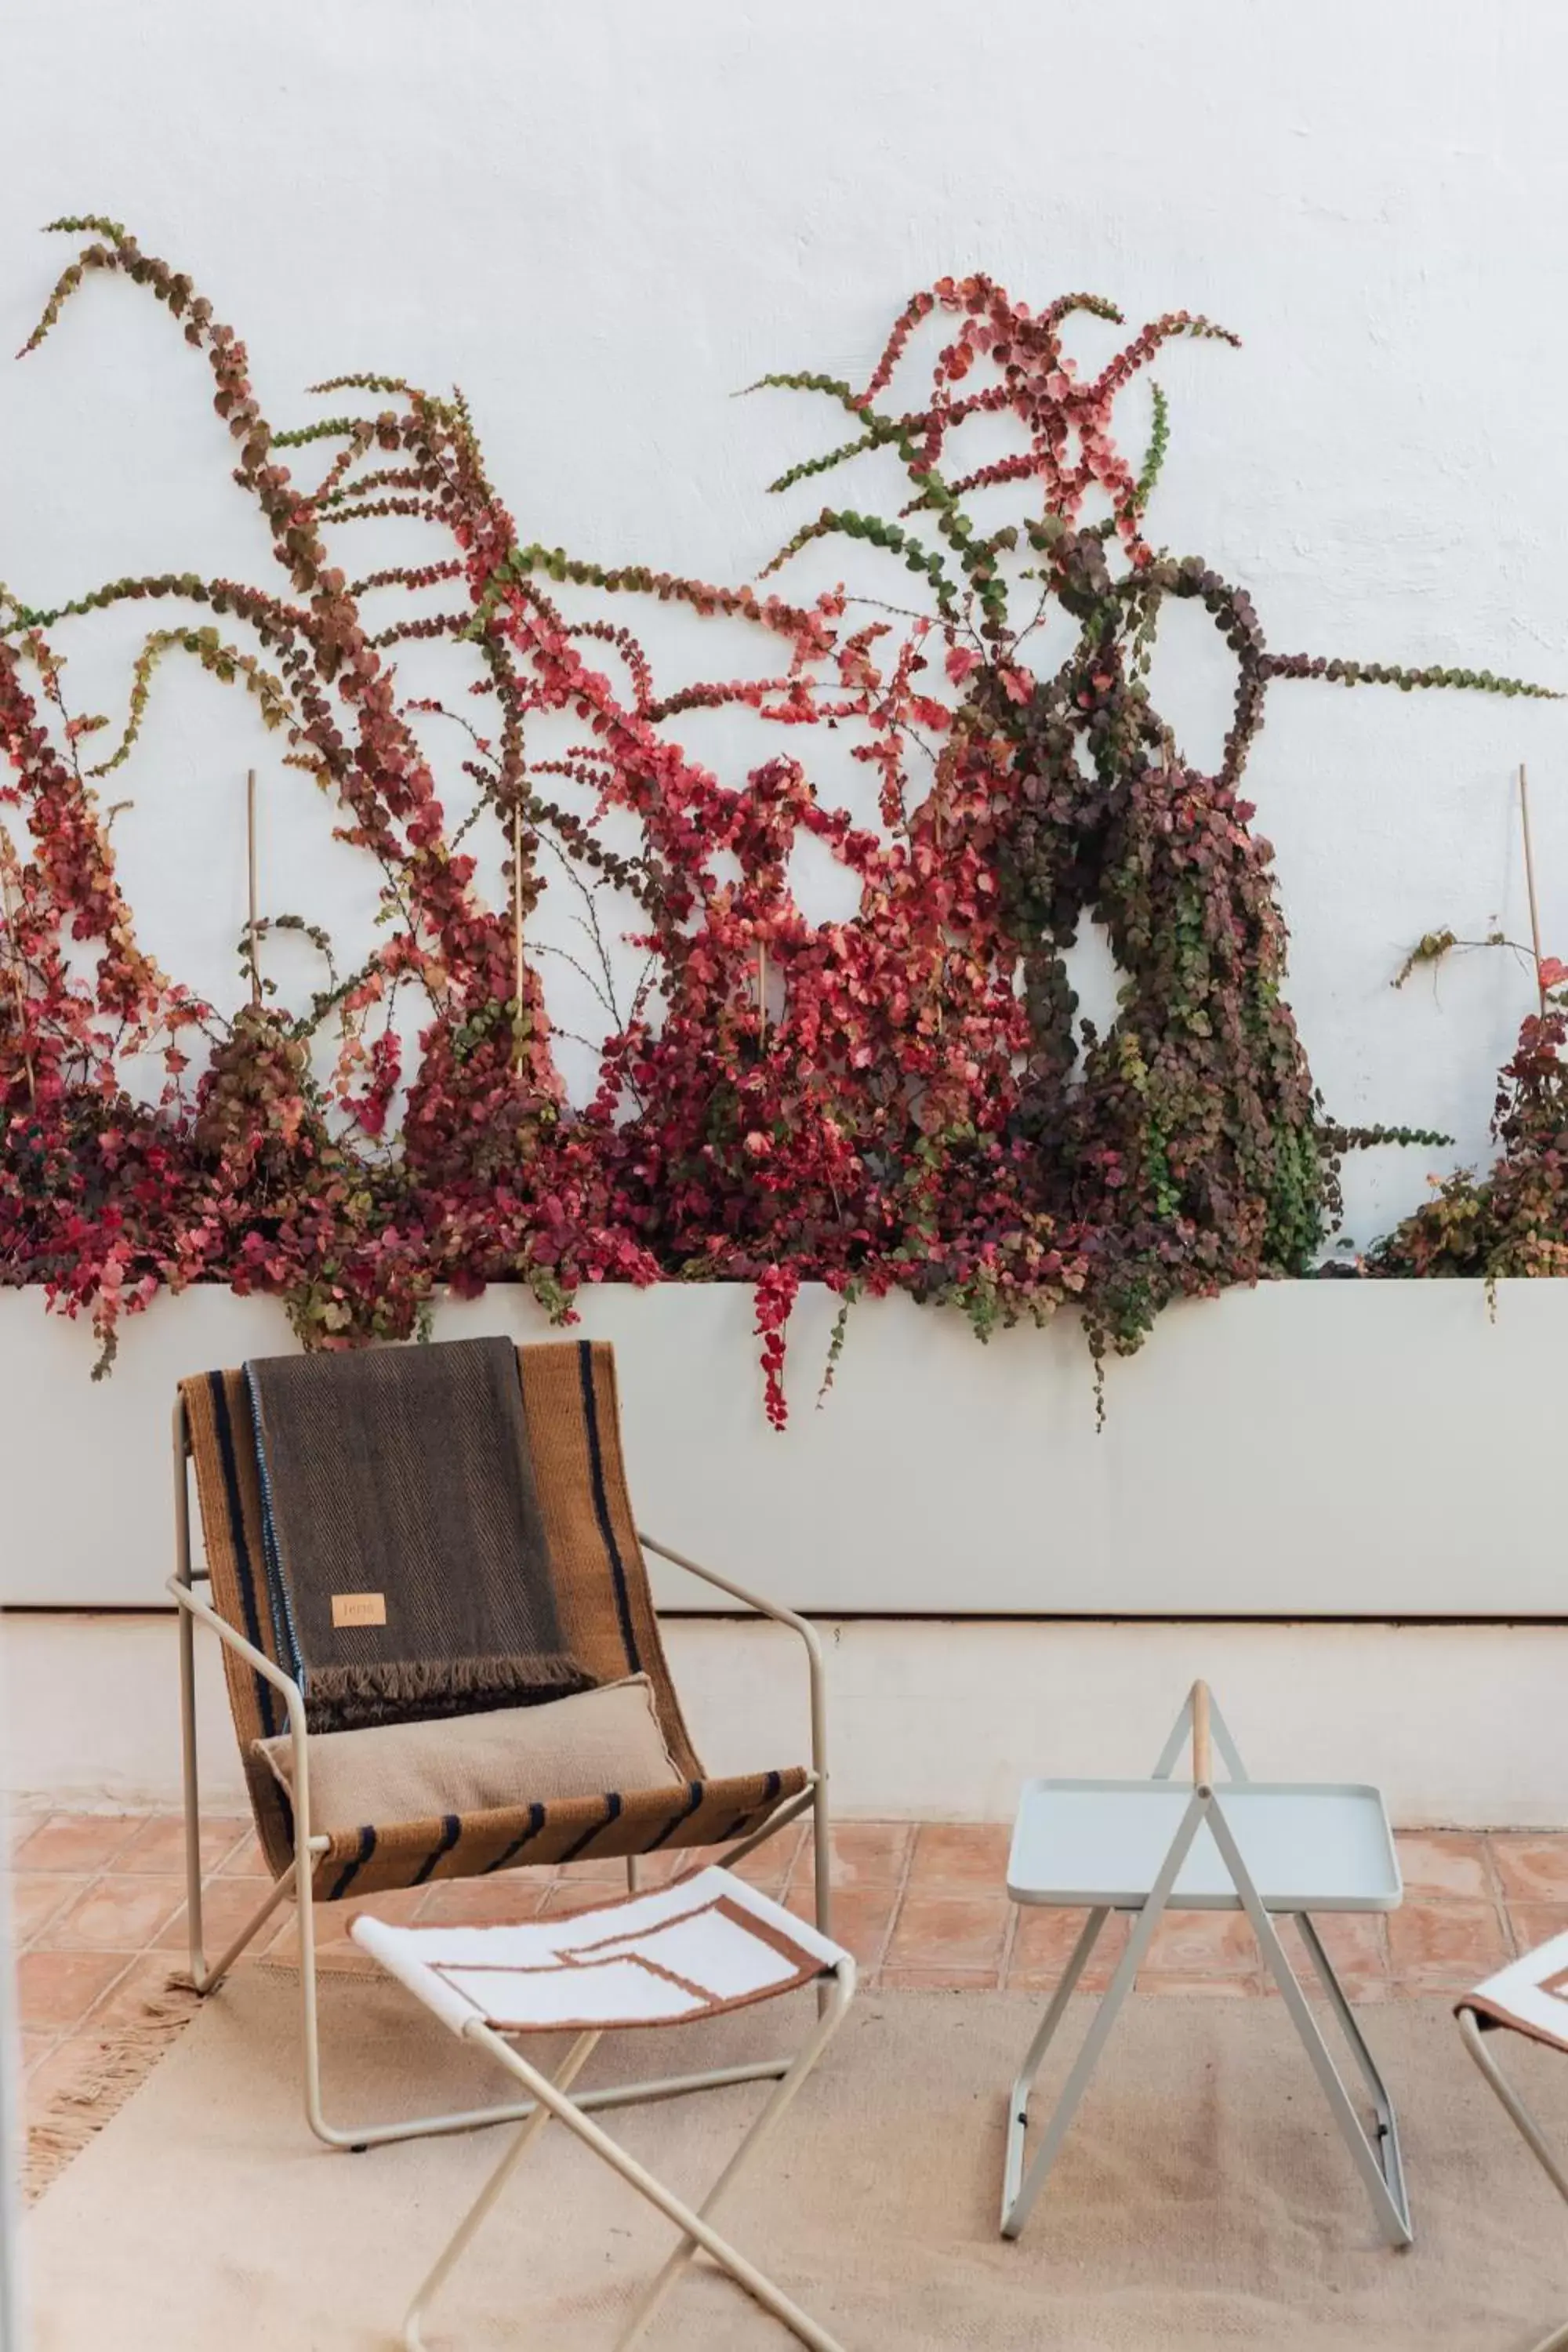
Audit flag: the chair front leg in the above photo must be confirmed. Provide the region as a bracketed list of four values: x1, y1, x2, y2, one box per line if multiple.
[175, 1598, 296, 1994]
[811, 1772, 832, 1945]
[172, 1408, 296, 1998]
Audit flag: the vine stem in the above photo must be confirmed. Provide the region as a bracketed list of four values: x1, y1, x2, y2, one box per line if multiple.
[757, 938, 768, 1047]
[1519, 761, 1547, 1015]
[245, 768, 261, 1009]
[0, 833, 37, 1105]
[513, 797, 524, 1065]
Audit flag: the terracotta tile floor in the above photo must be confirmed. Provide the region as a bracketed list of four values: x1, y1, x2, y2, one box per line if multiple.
[11, 1811, 1566, 2187]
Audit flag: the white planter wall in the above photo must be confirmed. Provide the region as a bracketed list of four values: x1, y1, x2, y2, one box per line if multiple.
[0, 1279, 1561, 1617]
[8, 1610, 1568, 1829]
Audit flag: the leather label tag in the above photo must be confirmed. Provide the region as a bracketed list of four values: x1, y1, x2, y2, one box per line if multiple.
[332, 1592, 387, 1629]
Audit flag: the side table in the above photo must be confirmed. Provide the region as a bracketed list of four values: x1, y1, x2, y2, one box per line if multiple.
[1000, 1682, 1410, 2248]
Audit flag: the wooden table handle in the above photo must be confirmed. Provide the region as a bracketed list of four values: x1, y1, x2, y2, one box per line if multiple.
[1192, 1680, 1213, 1788]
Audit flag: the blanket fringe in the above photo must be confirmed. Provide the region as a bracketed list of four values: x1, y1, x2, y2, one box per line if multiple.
[305, 1649, 591, 1733]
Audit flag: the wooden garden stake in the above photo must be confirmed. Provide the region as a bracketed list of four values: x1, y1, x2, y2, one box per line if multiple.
[1519, 762, 1548, 1016]
[245, 768, 262, 1010]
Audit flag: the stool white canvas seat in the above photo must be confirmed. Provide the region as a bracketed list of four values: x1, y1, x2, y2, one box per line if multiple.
[352, 1867, 856, 2351]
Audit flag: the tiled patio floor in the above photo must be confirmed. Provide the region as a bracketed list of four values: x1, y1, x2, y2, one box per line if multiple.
[13, 1811, 1568, 2189]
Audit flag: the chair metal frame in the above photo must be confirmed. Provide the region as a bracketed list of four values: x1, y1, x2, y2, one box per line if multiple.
[1000, 1683, 1412, 2249]
[400, 1955, 858, 2352]
[1457, 2003, 1568, 2352]
[170, 1396, 833, 2154]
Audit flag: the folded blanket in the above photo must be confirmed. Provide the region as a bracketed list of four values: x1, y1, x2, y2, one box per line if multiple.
[244, 1336, 593, 1733]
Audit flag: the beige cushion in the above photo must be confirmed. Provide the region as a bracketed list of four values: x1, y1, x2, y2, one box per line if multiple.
[252, 1675, 681, 1835]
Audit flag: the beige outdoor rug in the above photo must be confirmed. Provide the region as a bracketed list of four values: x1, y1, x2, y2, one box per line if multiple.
[24, 1967, 1568, 2349]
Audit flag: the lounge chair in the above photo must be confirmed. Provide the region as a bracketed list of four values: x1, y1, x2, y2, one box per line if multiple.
[170, 1334, 829, 2152]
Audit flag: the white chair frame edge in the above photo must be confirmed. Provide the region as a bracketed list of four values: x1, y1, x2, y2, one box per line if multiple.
[169, 1394, 833, 2154]
[1457, 2004, 1568, 2352]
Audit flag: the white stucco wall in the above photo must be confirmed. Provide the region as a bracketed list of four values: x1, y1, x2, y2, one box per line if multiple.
[4, 1, 1568, 1256]
[9, 1610, 1568, 1829]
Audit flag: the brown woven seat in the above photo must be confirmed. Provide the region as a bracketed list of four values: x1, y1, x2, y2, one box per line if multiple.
[182, 1341, 806, 1904]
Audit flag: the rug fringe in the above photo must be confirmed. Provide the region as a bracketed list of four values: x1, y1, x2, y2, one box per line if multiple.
[25, 1973, 200, 2203]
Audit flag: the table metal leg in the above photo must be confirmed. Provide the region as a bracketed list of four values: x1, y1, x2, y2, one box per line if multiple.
[1000, 1907, 1109, 2231]
[1000, 1794, 1208, 2241]
[1295, 1914, 1410, 2238]
[1204, 1809, 1413, 2249]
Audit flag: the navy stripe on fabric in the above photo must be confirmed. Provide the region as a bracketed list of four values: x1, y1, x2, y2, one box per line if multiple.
[577, 1341, 640, 1674]
[327, 1825, 377, 1903]
[713, 1780, 779, 1852]
[558, 1791, 622, 1867]
[242, 1363, 305, 1689]
[412, 1813, 463, 1887]
[645, 1780, 706, 1852]
[482, 1802, 549, 1876]
[207, 1373, 279, 1740]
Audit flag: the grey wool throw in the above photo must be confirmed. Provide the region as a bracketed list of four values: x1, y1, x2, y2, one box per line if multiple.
[244, 1336, 593, 1733]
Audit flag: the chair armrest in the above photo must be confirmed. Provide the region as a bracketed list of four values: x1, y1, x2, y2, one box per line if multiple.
[635, 1532, 828, 1786]
[165, 1576, 326, 1861]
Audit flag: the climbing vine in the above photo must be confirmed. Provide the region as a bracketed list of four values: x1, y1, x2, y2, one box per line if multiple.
[0, 227, 1553, 1413]
[1370, 934, 1568, 1282]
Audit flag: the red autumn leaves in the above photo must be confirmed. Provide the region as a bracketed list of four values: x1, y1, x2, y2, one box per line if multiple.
[2, 236, 1547, 1406]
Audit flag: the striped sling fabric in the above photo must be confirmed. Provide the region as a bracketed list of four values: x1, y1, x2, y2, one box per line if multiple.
[180, 1339, 808, 1900]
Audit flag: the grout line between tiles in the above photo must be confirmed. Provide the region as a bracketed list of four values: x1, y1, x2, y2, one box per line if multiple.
[1477, 1832, 1523, 1959]
[870, 1823, 927, 1989]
